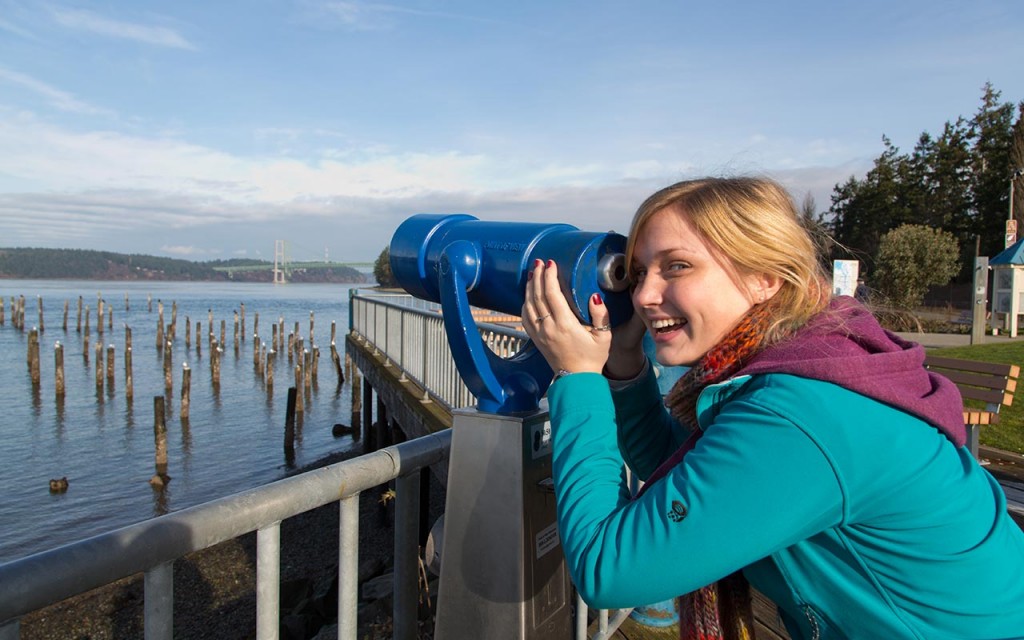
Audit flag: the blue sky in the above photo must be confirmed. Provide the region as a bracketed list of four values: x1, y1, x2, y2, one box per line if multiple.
[0, 1, 1021, 263]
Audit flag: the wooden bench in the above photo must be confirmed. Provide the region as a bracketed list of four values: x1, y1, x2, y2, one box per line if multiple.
[923, 355, 1020, 458]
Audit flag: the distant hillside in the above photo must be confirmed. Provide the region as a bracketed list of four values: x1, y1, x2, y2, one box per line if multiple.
[0, 248, 370, 284]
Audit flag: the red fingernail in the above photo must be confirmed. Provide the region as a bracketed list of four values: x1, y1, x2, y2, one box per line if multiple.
[547, 259, 554, 268]
[592, 293, 603, 305]
[534, 259, 543, 268]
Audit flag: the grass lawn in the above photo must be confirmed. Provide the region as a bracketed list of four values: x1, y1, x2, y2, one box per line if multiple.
[930, 341, 1024, 454]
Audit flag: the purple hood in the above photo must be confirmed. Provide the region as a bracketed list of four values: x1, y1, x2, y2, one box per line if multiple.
[738, 297, 966, 446]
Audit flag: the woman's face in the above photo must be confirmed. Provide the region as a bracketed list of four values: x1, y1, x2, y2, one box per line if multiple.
[631, 206, 764, 367]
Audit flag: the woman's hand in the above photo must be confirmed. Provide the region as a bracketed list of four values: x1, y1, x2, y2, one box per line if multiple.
[604, 310, 647, 380]
[522, 258, 620, 375]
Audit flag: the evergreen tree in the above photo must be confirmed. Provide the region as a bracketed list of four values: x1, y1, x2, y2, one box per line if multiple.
[969, 82, 1016, 257]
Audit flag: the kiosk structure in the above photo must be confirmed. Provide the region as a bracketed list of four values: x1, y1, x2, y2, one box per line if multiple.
[990, 238, 1024, 337]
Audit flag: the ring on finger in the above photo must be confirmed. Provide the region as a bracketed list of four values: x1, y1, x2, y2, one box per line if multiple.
[592, 324, 611, 332]
[536, 313, 552, 322]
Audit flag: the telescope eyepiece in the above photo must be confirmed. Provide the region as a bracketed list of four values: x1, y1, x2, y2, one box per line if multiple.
[597, 252, 629, 293]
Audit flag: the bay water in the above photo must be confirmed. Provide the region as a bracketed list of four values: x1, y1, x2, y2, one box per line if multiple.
[0, 279, 368, 563]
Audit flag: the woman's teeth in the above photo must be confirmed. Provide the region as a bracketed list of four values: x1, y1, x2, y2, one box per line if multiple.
[651, 318, 686, 332]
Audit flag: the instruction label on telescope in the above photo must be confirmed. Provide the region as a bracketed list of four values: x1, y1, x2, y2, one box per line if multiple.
[530, 421, 553, 460]
[536, 521, 560, 559]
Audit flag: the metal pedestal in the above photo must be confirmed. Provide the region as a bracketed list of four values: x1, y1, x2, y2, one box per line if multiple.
[434, 406, 571, 639]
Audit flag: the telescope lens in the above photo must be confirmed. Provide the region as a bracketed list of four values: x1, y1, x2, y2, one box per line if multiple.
[597, 253, 629, 292]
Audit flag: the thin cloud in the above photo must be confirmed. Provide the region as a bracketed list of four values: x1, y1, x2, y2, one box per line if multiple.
[49, 7, 197, 50]
[0, 67, 111, 115]
[312, 1, 516, 31]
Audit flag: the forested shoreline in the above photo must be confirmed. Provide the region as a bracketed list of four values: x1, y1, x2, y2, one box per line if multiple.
[0, 247, 369, 283]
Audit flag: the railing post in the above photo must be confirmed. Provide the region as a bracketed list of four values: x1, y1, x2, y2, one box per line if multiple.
[256, 522, 281, 640]
[338, 495, 360, 639]
[394, 471, 421, 640]
[144, 561, 173, 640]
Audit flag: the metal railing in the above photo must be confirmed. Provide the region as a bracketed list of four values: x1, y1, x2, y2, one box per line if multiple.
[349, 291, 527, 411]
[0, 429, 452, 640]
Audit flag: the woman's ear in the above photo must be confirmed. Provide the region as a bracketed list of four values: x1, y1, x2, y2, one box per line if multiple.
[748, 272, 782, 304]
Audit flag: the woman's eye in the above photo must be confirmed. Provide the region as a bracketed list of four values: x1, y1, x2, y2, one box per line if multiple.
[667, 262, 689, 273]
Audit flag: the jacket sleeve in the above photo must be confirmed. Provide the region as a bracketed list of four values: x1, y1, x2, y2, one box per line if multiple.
[610, 366, 690, 480]
[547, 373, 845, 609]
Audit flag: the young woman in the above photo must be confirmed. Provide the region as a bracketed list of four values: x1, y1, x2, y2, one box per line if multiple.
[522, 177, 1024, 639]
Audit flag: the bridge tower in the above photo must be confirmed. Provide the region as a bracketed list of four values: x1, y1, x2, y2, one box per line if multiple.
[273, 240, 288, 285]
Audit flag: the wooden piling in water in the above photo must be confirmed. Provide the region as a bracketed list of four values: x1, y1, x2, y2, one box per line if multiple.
[37, 296, 44, 333]
[106, 344, 115, 383]
[195, 322, 201, 353]
[156, 304, 164, 348]
[181, 363, 191, 420]
[0, 296, 5, 325]
[125, 345, 134, 399]
[185, 316, 191, 348]
[94, 342, 103, 389]
[271, 323, 278, 353]
[287, 332, 295, 361]
[170, 302, 177, 341]
[151, 396, 170, 486]
[96, 299, 104, 335]
[76, 296, 82, 333]
[62, 300, 68, 331]
[312, 347, 319, 384]
[207, 309, 214, 347]
[277, 318, 284, 353]
[84, 305, 90, 335]
[147, 294, 152, 313]
[83, 329, 90, 364]
[164, 340, 172, 391]
[304, 349, 312, 389]
[331, 321, 337, 345]
[284, 387, 297, 452]
[309, 311, 314, 346]
[266, 352, 274, 388]
[28, 328, 40, 386]
[233, 311, 239, 349]
[240, 303, 246, 342]
[330, 344, 344, 385]
[108, 306, 112, 331]
[253, 333, 260, 366]
[220, 319, 226, 348]
[211, 340, 221, 386]
[259, 342, 266, 377]
[125, 292, 129, 312]
[55, 341, 65, 397]
[293, 365, 304, 412]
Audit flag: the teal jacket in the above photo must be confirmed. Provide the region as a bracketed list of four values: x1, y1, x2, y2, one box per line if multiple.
[548, 367, 1024, 639]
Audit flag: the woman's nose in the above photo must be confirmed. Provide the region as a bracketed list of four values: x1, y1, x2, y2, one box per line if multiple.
[632, 276, 661, 307]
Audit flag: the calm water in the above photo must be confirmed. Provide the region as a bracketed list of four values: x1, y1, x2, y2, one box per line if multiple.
[0, 279, 369, 563]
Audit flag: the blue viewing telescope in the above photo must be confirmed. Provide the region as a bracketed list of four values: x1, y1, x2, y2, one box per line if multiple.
[390, 214, 633, 414]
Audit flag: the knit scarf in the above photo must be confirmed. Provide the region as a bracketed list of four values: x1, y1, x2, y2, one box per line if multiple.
[639, 300, 784, 640]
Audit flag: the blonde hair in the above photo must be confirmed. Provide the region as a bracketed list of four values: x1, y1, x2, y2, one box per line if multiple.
[626, 177, 830, 345]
